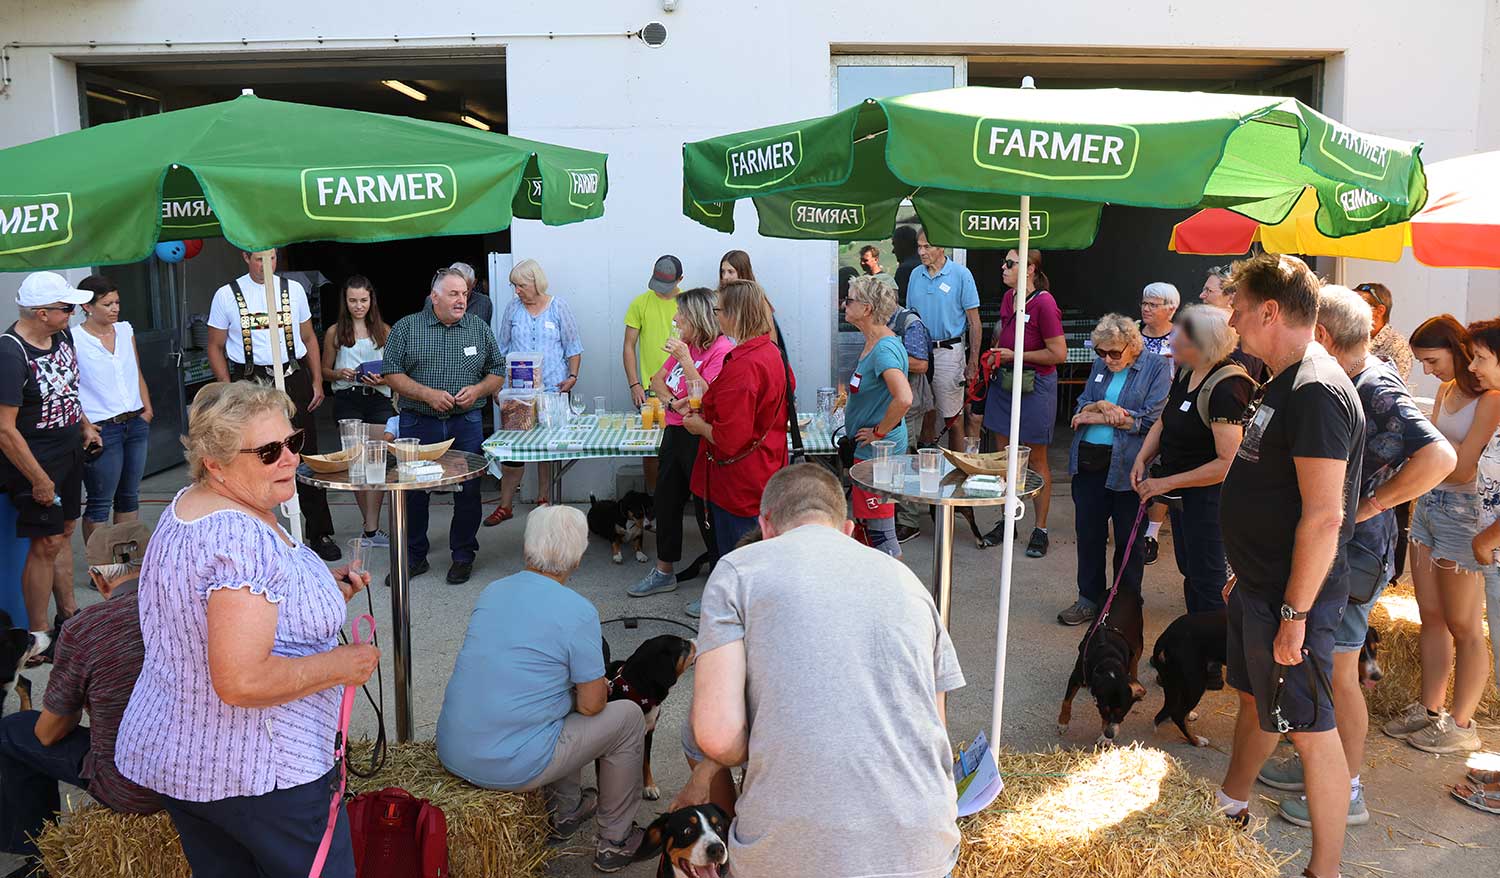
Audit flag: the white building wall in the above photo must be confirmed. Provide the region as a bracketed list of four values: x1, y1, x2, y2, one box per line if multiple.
[1, 0, 1494, 409]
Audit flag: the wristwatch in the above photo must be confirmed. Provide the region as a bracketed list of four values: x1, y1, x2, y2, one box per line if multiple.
[1280, 603, 1309, 622]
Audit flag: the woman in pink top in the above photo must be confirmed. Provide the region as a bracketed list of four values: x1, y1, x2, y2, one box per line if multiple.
[629, 287, 735, 598]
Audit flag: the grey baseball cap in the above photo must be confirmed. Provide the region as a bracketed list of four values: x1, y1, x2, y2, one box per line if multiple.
[648, 255, 684, 294]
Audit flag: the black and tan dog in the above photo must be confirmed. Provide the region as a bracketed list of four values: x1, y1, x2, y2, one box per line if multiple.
[636, 804, 730, 878]
[0, 611, 34, 713]
[602, 634, 697, 800]
[588, 490, 653, 564]
[1150, 610, 1228, 747]
[1058, 592, 1146, 746]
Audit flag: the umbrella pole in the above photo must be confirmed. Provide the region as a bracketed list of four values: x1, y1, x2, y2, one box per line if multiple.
[991, 193, 1031, 760]
[262, 252, 304, 544]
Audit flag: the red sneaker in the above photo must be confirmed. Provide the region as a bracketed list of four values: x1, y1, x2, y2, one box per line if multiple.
[483, 504, 513, 527]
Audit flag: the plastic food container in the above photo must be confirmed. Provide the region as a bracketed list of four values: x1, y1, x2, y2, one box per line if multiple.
[498, 389, 539, 431]
[507, 352, 543, 390]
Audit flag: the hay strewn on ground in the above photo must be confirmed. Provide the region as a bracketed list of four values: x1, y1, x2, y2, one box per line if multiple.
[35, 741, 553, 878]
[956, 746, 1286, 878]
[1365, 581, 1497, 721]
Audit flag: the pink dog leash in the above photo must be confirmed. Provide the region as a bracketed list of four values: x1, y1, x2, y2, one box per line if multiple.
[310, 612, 376, 878]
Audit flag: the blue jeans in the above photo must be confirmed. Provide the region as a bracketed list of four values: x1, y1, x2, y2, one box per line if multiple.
[82, 415, 149, 523]
[708, 501, 758, 556]
[1071, 468, 1145, 607]
[0, 710, 90, 856]
[400, 409, 484, 565]
[161, 767, 353, 878]
[1168, 484, 1229, 614]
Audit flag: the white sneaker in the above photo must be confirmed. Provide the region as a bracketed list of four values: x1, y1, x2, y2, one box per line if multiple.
[364, 530, 390, 548]
[1381, 702, 1435, 740]
[1407, 713, 1482, 754]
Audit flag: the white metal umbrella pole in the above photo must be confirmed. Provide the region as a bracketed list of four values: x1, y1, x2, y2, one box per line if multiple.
[990, 74, 1037, 757]
[261, 251, 304, 544]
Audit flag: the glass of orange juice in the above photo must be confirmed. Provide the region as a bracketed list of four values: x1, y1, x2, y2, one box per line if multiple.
[640, 402, 654, 430]
[688, 379, 706, 412]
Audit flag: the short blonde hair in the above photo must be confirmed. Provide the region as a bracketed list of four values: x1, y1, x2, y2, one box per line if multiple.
[675, 287, 721, 347]
[509, 258, 549, 296]
[847, 275, 898, 325]
[1177, 304, 1239, 365]
[718, 280, 776, 340]
[1091, 313, 1144, 356]
[523, 505, 588, 574]
[184, 382, 295, 482]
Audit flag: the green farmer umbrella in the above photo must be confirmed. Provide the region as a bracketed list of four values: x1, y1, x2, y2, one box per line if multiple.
[682, 81, 1428, 788]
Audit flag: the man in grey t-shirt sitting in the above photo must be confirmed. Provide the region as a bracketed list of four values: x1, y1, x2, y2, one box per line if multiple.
[677, 463, 965, 878]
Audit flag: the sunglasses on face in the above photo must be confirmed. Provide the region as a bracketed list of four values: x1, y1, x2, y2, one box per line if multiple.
[1096, 348, 1125, 360]
[35, 303, 77, 314]
[239, 428, 306, 465]
[1002, 259, 1018, 269]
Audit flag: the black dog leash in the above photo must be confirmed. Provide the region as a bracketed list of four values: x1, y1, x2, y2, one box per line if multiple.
[1271, 647, 1337, 734]
[600, 615, 700, 635]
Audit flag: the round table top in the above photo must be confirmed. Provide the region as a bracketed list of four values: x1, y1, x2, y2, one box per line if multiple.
[296, 450, 489, 492]
[849, 454, 1044, 507]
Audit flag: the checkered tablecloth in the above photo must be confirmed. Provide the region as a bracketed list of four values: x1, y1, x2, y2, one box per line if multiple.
[483, 413, 835, 465]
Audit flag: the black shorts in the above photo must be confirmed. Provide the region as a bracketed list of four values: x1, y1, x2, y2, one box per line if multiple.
[332, 387, 396, 425]
[4, 447, 84, 538]
[1225, 587, 1343, 734]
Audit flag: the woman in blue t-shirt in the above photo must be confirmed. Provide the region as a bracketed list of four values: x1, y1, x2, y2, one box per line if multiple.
[842, 276, 913, 557]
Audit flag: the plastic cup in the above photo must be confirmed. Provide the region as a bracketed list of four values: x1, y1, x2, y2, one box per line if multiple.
[688, 379, 706, 412]
[347, 537, 372, 574]
[363, 440, 387, 484]
[594, 395, 607, 416]
[919, 448, 942, 494]
[641, 403, 654, 431]
[393, 437, 420, 463]
[871, 439, 896, 487]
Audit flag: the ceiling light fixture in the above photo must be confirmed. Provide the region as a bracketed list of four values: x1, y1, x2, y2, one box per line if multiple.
[460, 114, 491, 131]
[381, 79, 428, 102]
[85, 89, 127, 105]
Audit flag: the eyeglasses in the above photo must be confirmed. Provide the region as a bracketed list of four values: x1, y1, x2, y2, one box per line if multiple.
[1139, 300, 1163, 309]
[1001, 258, 1018, 269]
[239, 428, 306, 465]
[1096, 348, 1125, 360]
[34, 303, 76, 314]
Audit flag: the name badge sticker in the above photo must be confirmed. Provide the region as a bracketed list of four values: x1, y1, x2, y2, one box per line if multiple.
[544, 320, 557, 331]
[938, 282, 952, 293]
[1094, 373, 1104, 383]
[1179, 400, 1193, 412]
[463, 345, 478, 356]
[849, 372, 863, 392]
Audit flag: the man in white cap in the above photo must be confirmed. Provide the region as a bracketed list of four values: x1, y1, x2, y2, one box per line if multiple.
[0, 272, 101, 664]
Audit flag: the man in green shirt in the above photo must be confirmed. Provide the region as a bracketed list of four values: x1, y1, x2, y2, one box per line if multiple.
[623, 255, 682, 492]
[382, 268, 505, 584]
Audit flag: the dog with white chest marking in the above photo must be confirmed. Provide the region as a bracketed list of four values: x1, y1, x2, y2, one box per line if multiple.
[588, 491, 653, 564]
[0, 611, 34, 713]
[602, 634, 697, 800]
[635, 804, 730, 878]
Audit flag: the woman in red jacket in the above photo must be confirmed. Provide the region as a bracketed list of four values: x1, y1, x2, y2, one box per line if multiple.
[681, 280, 793, 584]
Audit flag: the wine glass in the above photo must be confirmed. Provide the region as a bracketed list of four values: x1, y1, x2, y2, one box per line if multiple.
[569, 392, 588, 418]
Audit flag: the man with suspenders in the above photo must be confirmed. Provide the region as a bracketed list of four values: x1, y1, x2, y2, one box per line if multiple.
[205, 249, 340, 561]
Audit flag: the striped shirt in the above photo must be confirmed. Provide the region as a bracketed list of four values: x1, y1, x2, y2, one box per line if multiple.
[496, 295, 584, 392]
[382, 310, 504, 417]
[43, 582, 161, 814]
[116, 490, 348, 802]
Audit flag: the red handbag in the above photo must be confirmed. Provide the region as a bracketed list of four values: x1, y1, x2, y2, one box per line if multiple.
[347, 787, 449, 878]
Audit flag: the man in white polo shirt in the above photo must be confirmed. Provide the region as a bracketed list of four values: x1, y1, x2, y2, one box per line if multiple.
[905, 227, 981, 450]
[205, 248, 339, 561]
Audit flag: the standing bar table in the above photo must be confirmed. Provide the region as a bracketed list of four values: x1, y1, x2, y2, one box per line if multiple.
[849, 455, 1043, 628]
[298, 448, 489, 742]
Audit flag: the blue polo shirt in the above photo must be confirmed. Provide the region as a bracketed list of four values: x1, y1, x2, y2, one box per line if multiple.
[905, 260, 980, 342]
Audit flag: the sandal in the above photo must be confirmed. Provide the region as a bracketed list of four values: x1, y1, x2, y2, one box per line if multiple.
[483, 504, 513, 527]
[1451, 780, 1500, 815]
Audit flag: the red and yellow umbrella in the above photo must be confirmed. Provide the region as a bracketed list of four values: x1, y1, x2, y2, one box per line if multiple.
[1170, 150, 1500, 268]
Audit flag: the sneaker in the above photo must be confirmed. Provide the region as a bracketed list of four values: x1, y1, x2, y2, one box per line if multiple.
[593, 825, 646, 873]
[363, 529, 390, 549]
[628, 568, 678, 597]
[548, 788, 598, 843]
[1382, 702, 1437, 740]
[978, 521, 1013, 549]
[446, 561, 474, 585]
[1407, 713, 1482, 754]
[1026, 527, 1049, 558]
[896, 524, 921, 544]
[483, 503, 513, 527]
[1278, 789, 1369, 828]
[684, 599, 701, 619]
[1057, 599, 1097, 627]
[310, 535, 342, 562]
[384, 558, 430, 587]
[1258, 753, 1305, 791]
[1143, 536, 1159, 565]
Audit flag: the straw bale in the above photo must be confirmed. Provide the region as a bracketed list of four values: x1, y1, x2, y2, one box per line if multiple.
[955, 745, 1287, 878]
[35, 741, 552, 878]
[1364, 581, 1497, 721]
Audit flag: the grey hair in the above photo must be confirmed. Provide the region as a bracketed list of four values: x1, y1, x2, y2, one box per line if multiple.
[1316, 285, 1374, 353]
[91, 561, 137, 581]
[523, 505, 588, 575]
[1091, 313, 1145, 355]
[1142, 281, 1180, 310]
[430, 267, 468, 293]
[508, 258, 549, 296]
[448, 262, 477, 287]
[1207, 264, 1233, 282]
[1177, 304, 1239, 365]
[184, 381, 295, 482]
[847, 275, 898, 325]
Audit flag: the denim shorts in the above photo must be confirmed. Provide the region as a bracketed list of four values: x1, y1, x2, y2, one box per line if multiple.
[1409, 488, 1486, 571]
[1334, 579, 1388, 653]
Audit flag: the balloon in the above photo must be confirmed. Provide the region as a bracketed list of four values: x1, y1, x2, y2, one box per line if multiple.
[154, 241, 186, 263]
[182, 239, 204, 259]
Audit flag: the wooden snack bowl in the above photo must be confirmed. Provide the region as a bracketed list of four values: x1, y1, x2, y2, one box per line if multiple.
[301, 448, 357, 474]
[385, 438, 455, 461]
[940, 447, 1031, 476]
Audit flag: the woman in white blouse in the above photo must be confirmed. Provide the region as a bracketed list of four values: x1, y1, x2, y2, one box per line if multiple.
[73, 275, 152, 544]
[321, 276, 394, 545]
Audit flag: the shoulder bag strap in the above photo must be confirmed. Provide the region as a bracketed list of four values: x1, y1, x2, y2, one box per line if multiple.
[228, 279, 256, 379]
[774, 319, 803, 462]
[1195, 362, 1252, 430]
